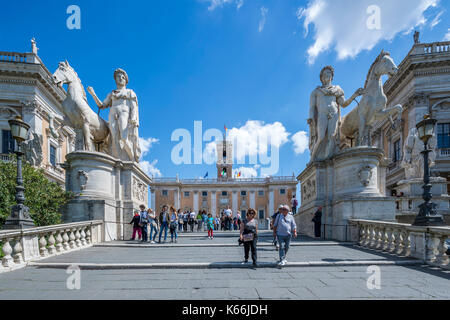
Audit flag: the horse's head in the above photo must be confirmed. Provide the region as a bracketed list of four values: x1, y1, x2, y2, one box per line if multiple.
[375, 51, 398, 77]
[53, 60, 76, 87]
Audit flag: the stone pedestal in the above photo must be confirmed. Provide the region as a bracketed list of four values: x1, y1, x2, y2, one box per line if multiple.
[62, 151, 151, 241]
[296, 147, 396, 241]
[395, 177, 449, 225]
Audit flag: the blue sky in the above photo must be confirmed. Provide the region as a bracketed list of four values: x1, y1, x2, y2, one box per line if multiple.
[1, 0, 449, 182]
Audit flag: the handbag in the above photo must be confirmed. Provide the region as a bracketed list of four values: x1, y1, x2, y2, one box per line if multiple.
[243, 233, 254, 242]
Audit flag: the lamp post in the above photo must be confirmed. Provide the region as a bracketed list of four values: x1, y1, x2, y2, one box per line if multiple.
[413, 115, 444, 226]
[3, 116, 35, 229]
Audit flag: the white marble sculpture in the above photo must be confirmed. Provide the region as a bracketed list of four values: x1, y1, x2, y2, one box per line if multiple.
[401, 127, 437, 180]
[88, 69, 142, 162]
[340, 51, 403, 147]
[23, 131, 43, 167]
[308, 66, 363, 161]
[53, 61, 110, 153]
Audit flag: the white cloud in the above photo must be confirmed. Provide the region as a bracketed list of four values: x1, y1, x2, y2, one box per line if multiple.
[139, 137, 159, 157]
[430, 10, 443, 28]
[259, 7, 269, 32]
[297, 0, 440, 64]
[227, 120, 290, 162]
[139, 159, 162, 178]
[291, 131, 309, 155]
[139, 136, 161, 177]
[444, 28, 450, 41]
[233, 166, 258, 178]
[203, 0, 243, 11]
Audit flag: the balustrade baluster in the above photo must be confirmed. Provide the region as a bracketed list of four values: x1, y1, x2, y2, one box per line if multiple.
[86, 227, 92, 245]
[388, 228, 398, 253]
[383, 228, 392, 251]
[364, 225, 372, 247]
[400, 229, 411, 257]
[2, 238, 14, 268]
[80, 227, 87, 246]
[394, 229, 404, 255]
[425, 234, 438, 263]
[55, 231, 63, 253]
[48, 232, 56, 255]
[75, 228, 82, 247]
[435, 235, 449, 267]
[39, 234, 48, 257]
[13, 237, 24, 265]
[375, 226, 384, 250]
[358, 225, 366, 246]
[369, 226, 378, 249]
[69, 229, 76, 249]
[62, 230, 70, 251]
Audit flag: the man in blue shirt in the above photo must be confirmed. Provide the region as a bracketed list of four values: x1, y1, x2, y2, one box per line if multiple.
[273, 205, 297, 266]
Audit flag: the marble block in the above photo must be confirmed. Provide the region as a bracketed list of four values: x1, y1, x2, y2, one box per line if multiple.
[62, 151, 151, 241]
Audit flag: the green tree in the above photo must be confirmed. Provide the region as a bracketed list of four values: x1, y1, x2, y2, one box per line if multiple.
[0, 156, 74, 228]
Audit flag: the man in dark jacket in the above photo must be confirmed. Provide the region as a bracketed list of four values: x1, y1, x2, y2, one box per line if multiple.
[129, 211, 142, 241]
[159, 205, 170, 243]
[312, 207, 322, 238]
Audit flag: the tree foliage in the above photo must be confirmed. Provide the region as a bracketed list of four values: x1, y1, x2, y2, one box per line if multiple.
[0, 156, 74, 228]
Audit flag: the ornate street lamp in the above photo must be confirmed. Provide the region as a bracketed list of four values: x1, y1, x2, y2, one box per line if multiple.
[3, 116, 35, 229]
[413, 114, 444, 226]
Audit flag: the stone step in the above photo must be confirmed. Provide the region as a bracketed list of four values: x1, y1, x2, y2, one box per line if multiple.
[28, 259, 422, 270]
[94, 242, 353, 248]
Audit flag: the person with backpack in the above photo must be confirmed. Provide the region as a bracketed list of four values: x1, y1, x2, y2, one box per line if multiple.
[148, 208, 158, 244]
[177, 209, 184, 233]
[129, 211, 142, 241]
[196, 211, 203, 232]
[291, 196, 298, 215]
[139, 204, 149, 242]
[239, 208, 258, 267]
[183, 211, 189, 232]
[270, 205, 283, 250]
[158, 205, 170, 243]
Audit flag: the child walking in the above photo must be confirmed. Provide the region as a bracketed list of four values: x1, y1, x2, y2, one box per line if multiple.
[207, 213, 214, 239]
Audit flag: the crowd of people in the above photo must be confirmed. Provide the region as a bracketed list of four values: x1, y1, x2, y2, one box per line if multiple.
[130, 197, 322, 268]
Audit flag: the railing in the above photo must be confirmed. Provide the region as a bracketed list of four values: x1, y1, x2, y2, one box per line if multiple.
[348, 219, 449, 270]
[0, 220, 103, 273]
[0, 51, 28, 63]
[153, 176, 297, 185]
[439, 149, 450, 157]
[0, 153, 11, 162]
[414, 41, 450, 54]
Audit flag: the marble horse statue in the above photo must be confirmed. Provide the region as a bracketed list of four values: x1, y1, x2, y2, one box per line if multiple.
[53, 61, 110, 152]
[340, 51, 403, 146]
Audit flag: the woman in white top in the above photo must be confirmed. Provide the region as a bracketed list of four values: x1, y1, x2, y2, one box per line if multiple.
[147, 209, 158, 244]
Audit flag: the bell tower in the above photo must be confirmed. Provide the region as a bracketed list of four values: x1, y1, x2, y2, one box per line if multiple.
[217, 133, 233, 180]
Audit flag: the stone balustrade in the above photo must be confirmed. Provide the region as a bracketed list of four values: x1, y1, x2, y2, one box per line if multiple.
[0, 51, 28, 63]
[153, 176, 297, 185]
[0, 220, 103, 273]
[348, 219, 449, 270]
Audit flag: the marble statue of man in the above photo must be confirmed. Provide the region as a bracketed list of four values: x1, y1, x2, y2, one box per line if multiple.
[402, 127, 437, 180]
[308, 66, 363, 161]
[88, 69, 141, 162]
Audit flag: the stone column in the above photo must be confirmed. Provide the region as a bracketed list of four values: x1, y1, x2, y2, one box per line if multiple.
[193, 191, 199, 213]
[268, 189, 274, 216]
[232, 191, 238, 214]
[150, 187, 156, 210]
[250, 190, 256, 209]
[211, 191, 217, 216]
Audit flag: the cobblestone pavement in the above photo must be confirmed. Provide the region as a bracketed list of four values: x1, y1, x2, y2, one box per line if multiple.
[0, 232, 449, 300]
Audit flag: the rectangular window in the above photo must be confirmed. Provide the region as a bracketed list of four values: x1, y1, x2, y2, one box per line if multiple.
[393, 140, 401, 163]
[2, 130, 15, 154]
[437, 123, 450, 149]
[222, 191, 228, 196]
[279, 189, 286, 195]
[202, 191, 208, 197]
[184, 191, 190, 198]
[258, 190, 264, 197]
[258, 210, 265, 219]
[50, 145, 57, 166]
[162, 190, 168, 197]
[241, 191, 247, 196]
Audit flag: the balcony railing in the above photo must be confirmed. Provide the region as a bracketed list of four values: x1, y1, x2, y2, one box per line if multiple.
[153, 176, 297, 185]
[0, 51, 28, 63]
[439, 149, 450, 157]
[413, 41, 450, 55]
[348, 219, 449, 270]
[0, 220, 103, 273]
